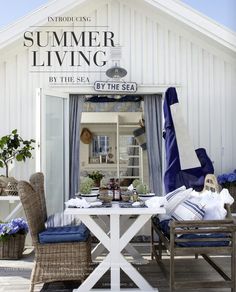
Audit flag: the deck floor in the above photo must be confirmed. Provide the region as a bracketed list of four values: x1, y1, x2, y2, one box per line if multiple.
[0, 244, 232, 292]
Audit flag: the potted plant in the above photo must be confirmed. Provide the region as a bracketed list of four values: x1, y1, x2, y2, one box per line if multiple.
[0, 129, 35, 178]
[136, 183, 148, 194]
[132, 179, 141, 188]
[88, 171, 104, 187]
[0, 218, 29, 259]
[80, 177, 97, 202]
[136, 183, 154, 201]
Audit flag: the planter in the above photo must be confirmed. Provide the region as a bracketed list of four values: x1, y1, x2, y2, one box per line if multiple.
[0, 234, 26, 259]
[0, 177, 18, 196]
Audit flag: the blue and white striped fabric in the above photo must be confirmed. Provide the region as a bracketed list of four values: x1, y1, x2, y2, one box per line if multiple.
[165, 186, 193, 215]
[46, 213, 81, 227]
[171, 200, 205, 221]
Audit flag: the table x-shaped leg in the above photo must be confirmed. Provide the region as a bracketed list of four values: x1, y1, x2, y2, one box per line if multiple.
[92, 215, 149, 264]
[73, 214, 158, 291]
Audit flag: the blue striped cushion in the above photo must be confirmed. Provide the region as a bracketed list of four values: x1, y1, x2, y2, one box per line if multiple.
[171, 199, 205, 221]
[165, 186, 194, 215]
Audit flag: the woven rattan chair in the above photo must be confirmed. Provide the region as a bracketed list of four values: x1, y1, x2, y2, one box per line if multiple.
[151, 174, 236, 292]
[29, 172, 47, 223]
[18, 179, 92, 292]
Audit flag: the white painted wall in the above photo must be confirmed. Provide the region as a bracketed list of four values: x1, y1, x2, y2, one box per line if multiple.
[0, 0, 235, 183]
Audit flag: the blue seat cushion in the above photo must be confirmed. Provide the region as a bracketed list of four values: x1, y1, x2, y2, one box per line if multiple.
[39, 224, 90, 244]
[176, 233, 229, 247]
[152, 218, 229, 247]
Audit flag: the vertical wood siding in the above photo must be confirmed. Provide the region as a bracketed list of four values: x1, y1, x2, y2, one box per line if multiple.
[0, 0, 235, 180]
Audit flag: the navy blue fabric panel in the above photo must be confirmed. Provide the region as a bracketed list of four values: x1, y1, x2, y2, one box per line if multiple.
[175, 148, 214, 191]
[163, 87, 214, 192]
[39, 224, 90, 244]
[163, 87, 181, 193]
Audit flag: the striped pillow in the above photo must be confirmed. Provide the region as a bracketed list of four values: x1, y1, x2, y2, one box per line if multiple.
[165, 186, 193, 215]
[46, 212, 81, 227]
[171, 199, 205, 221]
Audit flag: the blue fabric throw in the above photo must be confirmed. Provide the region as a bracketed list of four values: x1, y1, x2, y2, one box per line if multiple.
[163, 88, 214, 192]
[163, 88, 180, 193]
[38, 224, 90, 244]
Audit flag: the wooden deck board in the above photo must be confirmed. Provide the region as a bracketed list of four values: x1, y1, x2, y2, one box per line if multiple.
[0, 246, 232, 292]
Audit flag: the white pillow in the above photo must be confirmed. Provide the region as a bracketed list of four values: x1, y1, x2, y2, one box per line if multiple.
[171, 199, 205, 221]
[165, 187, 193, 215]
[198, 191, 227, 220]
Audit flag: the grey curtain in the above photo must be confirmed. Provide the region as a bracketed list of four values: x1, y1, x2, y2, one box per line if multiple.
[69, 95, 85, 198]
[144, 95, 162, 195]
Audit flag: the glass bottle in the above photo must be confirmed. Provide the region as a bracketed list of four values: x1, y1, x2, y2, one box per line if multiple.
[108, 178, 115, 198]
[113, 179, 121, 201]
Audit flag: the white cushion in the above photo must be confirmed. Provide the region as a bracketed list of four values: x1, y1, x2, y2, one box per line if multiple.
[198, 190, 226, 220]
[171, 199, 205, 221]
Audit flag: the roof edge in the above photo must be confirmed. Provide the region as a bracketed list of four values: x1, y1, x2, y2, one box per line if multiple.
[0, 0, 236, 52]
[144, 0, 236, 53]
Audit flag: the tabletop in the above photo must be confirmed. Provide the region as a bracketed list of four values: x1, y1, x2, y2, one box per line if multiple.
[64, 201, 166, 216]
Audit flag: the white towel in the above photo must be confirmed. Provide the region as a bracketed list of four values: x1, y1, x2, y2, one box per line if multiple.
[145, 196, 168, 209]
[65, 198, 90, 208]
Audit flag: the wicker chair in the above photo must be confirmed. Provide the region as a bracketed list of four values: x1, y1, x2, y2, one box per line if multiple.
[18, 179, 92, 292]
[29, 172, 47, 223]
[151, 174, 236, 291]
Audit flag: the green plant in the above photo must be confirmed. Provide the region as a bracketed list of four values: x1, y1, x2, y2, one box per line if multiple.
[80, 177, 94, 194]
[132, 179, 141, 188]
[0, 130, 35, 177]
[136, 183, 149, 194]
[88, 171, 104, 182]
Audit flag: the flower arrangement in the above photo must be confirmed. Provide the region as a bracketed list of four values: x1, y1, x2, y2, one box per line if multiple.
[218, 169, 236, 212]
[217, 169, 236, 186]
[0, 218, 29, 242]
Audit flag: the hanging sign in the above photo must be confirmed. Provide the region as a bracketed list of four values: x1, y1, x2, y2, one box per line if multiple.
[94, 81, 137, 93]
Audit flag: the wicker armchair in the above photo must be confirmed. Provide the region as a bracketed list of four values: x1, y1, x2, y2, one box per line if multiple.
[151, 174, 236, 291]
[29, 172, 47, 223]
[18, 178, 92, 292]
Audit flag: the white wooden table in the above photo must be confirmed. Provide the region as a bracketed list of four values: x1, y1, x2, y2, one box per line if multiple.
[91, 214, 149, 265]
[0, 196, 22, 221]
[65, 202, 165, 292]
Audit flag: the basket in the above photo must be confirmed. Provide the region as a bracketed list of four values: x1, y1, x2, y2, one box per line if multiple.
[4, 181, 18, 196]
[0, 234, 26, 259]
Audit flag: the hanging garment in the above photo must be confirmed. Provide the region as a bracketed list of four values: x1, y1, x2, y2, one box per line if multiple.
[163, 87, 213, 193]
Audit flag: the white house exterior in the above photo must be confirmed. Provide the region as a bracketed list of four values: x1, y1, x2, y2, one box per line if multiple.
[0, 0, 236, 218]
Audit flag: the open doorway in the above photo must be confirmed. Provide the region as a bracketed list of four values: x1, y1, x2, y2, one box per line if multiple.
[69, 94, 163, 197]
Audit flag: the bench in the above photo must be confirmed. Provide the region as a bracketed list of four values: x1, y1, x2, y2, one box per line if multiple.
[151, 174, 236, 291]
